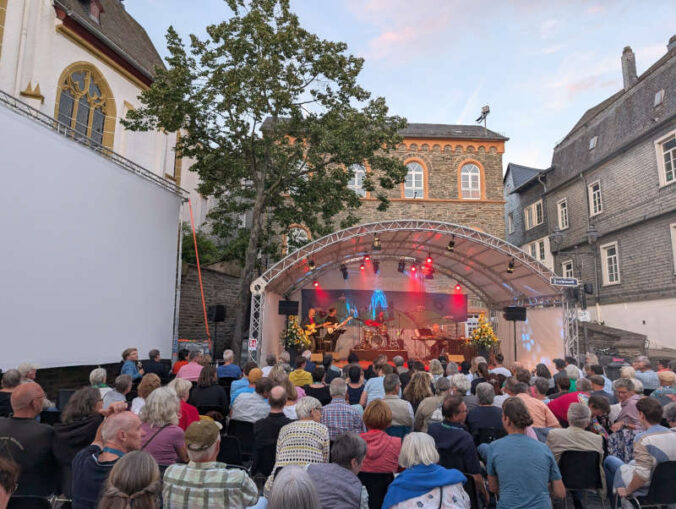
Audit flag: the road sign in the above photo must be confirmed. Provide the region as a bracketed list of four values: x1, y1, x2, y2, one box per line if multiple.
[550, 277, 579, 287]
[248, 338, 257, 351]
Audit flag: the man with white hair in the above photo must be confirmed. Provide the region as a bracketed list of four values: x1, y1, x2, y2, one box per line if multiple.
[302, 349, 316, 373]
[71, 410, 143, 509]
[321, 379, 364, 440]
[163, 420, 258, 508]
[89, 368, 112, 399]
[414, 376, 451, 432]
[546, 403, 605, 508]
[217, 349, 242, 379]
[449, 373, 478, 411]
[393, 356, 408, 375]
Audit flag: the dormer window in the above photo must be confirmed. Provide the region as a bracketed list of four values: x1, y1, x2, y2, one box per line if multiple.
[655, 89, 665, 107]
[589, 136, 598, 150]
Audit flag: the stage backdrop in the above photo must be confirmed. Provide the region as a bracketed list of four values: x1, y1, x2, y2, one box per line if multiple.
[301, 288, 467, 358]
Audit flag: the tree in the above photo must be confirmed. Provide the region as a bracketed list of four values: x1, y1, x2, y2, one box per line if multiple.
[123, 0, 408, 360]
[181, 223, 223, 265]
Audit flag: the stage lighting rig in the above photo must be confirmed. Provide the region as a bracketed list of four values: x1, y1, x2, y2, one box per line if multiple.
[372, 236, 382, 251]
[447, 235, 455, 253]
[397, 259, 406, 273]
[507, 258, 515, 274]
[340, 263, 348, 280]
[307, 258, 316, 270]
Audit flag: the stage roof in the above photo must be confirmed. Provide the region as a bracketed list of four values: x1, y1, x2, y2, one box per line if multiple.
[253, 220, 564, 307]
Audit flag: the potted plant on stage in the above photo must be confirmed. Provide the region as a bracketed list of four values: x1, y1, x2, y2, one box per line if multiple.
[469, 313, 499, 359]
[281, 315, 311, 365]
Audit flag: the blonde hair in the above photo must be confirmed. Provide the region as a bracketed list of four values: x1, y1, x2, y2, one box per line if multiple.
[429, 359, 444, 376]
[658, 370, 676, 385]
[269, 365, 288, 385]
[98, 450, 160, 509]
[137, 374, 161, 399]
[403, 372, 433, 407]
[281, 378, 298, 402]
[139, 387, 179, 427]
[620, 366, 636, 379]
[168, 378, 192, 400]
[399, 432, 439, 468]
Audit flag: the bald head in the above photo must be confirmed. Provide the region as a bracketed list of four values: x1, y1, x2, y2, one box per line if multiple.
[101, 411, 144, 452]
[11, 383, 45, 417]
[268, 385, 287, 410]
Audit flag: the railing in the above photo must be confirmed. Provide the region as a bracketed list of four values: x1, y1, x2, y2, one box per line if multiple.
[0, 89, 188, 198]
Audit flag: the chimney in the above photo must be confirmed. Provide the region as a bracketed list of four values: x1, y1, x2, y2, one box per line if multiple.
[668, 35, 676, 52]
[621, 46, 638, 91]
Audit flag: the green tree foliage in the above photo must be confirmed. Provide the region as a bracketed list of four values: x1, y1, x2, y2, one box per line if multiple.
[181, 223, 223, 265]
[122, 0, 407, 359]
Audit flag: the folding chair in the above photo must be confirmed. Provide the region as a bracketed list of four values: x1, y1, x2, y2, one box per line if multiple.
[358, 471, 394, 509]
[217, 434, 244, 466]
[558, 450, 605, 509]
[620, 461, 676, 508]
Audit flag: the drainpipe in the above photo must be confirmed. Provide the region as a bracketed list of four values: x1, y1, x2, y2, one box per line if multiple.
[13, 0, 31, 95]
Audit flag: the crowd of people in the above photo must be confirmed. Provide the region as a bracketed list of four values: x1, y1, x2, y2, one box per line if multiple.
[0, 348, 674, 509]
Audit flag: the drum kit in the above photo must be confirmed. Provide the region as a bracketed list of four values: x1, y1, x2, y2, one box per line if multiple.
[357, 322, 401, 350]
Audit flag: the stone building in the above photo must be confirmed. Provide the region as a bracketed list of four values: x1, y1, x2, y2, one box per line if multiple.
[506, 37, 676, 350]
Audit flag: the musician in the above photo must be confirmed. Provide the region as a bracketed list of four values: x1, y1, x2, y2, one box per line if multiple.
[321, 308, 340, 351]
[301, 307, 323, 352]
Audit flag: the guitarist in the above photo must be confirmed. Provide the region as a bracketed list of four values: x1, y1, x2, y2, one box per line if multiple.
[324, 308, 353, 352]
[301, 307, 323, 352]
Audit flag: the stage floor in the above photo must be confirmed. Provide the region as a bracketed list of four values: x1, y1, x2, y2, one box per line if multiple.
[349, 349, 408, 362]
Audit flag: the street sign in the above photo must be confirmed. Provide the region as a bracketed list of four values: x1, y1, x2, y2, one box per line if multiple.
[550, 277, 579, 287]
[248, 338, 257, 351]
[577, 310, 591, 322]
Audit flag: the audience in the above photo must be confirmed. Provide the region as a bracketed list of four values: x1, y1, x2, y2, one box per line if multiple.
[650, 370, 676, 406]
[547, 377, 592, 425]
[171, 349, 189, 375]
[281, 377, 301, 419]
[589, 364, 613, 393]
[449, 373, 479, 411]
[261, 353, 277, 377]
[304, 366, 331, 405]
[549, 375, 572, 400]
[0, 370, 20, 417]
[359, 400, 401, 474]
[470, 362, 490, 395]
[486, 397, 565, 509]
[382, 373, 415, 429]
[633, 356, 659, 392]
[163, 420, 258, 508]
[553, 358, 568, 385]
[383, 432, 470, 509]
[589, 374, 617, 403]
[139, 387, 188, 467]
[320, 378, 364, 440]
[71, 411, 144, 509]
[360, 358, 392, 406]
[428, 359, 444, 382]
[217, 349, 242, 379]
[307, 432, 369, 509]
[231, 377, 273, 423]
[102, 374, 132, 410]
[143, 349, 170, 380]
[89, 368, 112, 399]
[267, 466, 321, 509]
[414, 376, 450, 432]
[98, 450, 160, 509]
[231, 367, 263, 404]
[289, 357, 313, 387]
[120, 348, 143, 381]
[253, 386, 292, 472]
[403, 371, 433, 414]
[168, 377, 200, 431]
[503, 376, 560, 430]
[176, 350, 204, 382]
[467, 382, 504, 437]
[393, 355, 408, 375]
[323, 354, 342, 383]
[17, 362, 39, 384]
[302, 350, 316, 373]
[264, 396, 329, 495]
[131, 373, 161, 415]
[188, 365, 228, 412]
[490, 353, 512, 378]
[346, 365, 365, 405]
[0, 382, 57, 497]
[666, 401, 676, 428]
[530, 376, 551, 403]
[532, 363, 554, 390]
[0, 458, 18, 509]
[608, 377, 642, 462]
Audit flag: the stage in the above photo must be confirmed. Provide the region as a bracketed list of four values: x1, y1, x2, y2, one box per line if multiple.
[349, 349, 408, 362]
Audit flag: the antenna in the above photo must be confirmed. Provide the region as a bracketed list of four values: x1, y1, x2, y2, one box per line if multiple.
[476, 105, 490, 128]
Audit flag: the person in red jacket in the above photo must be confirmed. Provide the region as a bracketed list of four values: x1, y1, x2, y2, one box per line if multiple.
[169, 378, 200, 431]
[359, 399, 401, 473]
[547, 378, 592, 425]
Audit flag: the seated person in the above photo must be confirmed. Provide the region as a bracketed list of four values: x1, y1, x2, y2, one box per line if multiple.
[289, 357, 313, 387]
[360, 400, 401, 474]
[382, 373, 414, 429]
[102, 375, 132, 410]
[589, 375, 617, 404]
[217, 349, 242, 379]
[414, 377, 451, 433]
[0, 370, 21, 418]
[142, 349, 170, 380]
[307, 432, 369, 509]
[253, 386, 293, 472]
[175, 350, 204, 382]
[466, 382, 504, 438]
[188, 365, 228, 411]
[320, 379, 364, 441]
[0, 383, 57, 496]
[172, 349, 189, 375]
[261, 354, 277, 377]
[230, 361, 259, 400]
[0, 457, 18, 508]
[547, 378, 592, 425]
[163, 420, 258, 508]
[304, 366, 331, 406]
[231, 367, 263, 405]
[231, 377, 272, 423]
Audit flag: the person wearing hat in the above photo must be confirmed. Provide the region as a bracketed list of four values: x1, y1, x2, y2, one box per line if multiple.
[163, 419, 258, 508]
[230, 367, 263, 404]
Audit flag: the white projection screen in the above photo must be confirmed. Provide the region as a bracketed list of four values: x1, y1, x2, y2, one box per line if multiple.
[0, 106, 182, 369]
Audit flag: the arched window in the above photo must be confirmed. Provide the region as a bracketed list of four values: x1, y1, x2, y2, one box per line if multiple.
[348, 164, 366, 197]
[404, 161, 424, 199]
[461, 163, 481, 200]
[55, 63, 115, 148]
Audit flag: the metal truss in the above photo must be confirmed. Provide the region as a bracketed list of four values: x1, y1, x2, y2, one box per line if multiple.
[247, 278, 266, 362]
[563, 300, 580, 360]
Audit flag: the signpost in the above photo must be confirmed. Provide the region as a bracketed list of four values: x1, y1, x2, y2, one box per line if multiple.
[550, 277, 579, 287]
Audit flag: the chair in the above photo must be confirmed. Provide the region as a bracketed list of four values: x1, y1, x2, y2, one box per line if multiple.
[473, 427, 506, 446]
[621, 461, 676, 508]
[558, 450, 605, 509]
[7, 497, 52, 509]
[217, 434, 244, 466]
[253, 443, 277, 477]
[385, 425, 411, 438]
[358, 471, 394, 509]
[228, 419, 254, 459]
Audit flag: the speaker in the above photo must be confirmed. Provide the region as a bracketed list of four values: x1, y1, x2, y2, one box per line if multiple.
[207, 304, 226, 322]
[503, 306, 526, 321]
[278, 300, 299, 315]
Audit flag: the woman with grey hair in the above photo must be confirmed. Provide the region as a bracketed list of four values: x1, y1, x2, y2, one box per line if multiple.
[264, 396, 330, 496]
[450, 373, 479, 411]
[467, 382, 504, 439]
[139, 387, 188, 467]
[665, 402, 676, 428]
[608, 378, 642, 462]
[0, 369, 21, 417]
[383, 432, 470, 509]
[89, 367, 112, 398]
[268, 466, 321, 509]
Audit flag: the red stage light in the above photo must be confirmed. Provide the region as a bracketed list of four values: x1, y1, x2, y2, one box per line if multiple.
[313, 280, 319, 288]
[364, 254, 370, 262]
[360, 263, 365, 271]
[454, 284, 462, 292]
[411, 264, 417, 272]
[426, 255, 433, 264]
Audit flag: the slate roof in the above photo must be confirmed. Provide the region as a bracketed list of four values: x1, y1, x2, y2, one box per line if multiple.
[55, 0, 165, 80]
[400, 123, 508, 141]
[504, 163, 549, 194]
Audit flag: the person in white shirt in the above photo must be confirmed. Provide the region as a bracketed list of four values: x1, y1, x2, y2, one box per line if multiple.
[261, 354, 276, 377]
[490, 354, 512, 378]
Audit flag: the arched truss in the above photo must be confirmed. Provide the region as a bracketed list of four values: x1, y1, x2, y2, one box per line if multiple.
[249, 220, 576, 362]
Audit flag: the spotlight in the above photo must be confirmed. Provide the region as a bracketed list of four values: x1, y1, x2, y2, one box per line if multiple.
[426, 253, 433, 264]
[373, 260, 380, 274]
[397, 259, 406, 273]
[313, 280, 319, 288]
[308, 259, 316, 270]
[364, 254, 370, 263]
[507, 258, 515, 274]
[372, 236, 382, 251]
[410, 263, 417, 273]
[454, 284, 462, 292]
[340, 263, 348, 280]
[360, 262, 365, 271]
[447, 235, 455, 253]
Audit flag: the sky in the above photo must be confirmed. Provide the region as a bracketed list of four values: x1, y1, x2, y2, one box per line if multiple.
[125, 0, 675, 172]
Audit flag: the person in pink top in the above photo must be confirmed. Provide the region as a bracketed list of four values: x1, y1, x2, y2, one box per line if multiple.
[360, 399, 401, 473]
[138, 387, 188, 467]
[176, 350, 204, 382]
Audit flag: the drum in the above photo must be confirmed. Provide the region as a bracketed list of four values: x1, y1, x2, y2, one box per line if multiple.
[371, 335, 384, 348]
[361, 330, 374, 349]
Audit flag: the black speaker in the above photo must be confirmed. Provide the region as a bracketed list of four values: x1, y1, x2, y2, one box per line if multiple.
[207, 304, 226, 322]
[278, 300, 299, 315]
[503, 306, 526, 321]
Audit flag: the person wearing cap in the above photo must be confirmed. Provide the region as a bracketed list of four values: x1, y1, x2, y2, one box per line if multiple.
[230, 377, 273, 423]
[163, 419, 258, 509]
[230, 368, 263, 404]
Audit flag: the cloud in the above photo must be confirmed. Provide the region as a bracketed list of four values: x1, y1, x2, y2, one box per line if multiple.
[539, 18, 559, 40]
[537, 44, 566, 55]
[455, 79, 485, 124]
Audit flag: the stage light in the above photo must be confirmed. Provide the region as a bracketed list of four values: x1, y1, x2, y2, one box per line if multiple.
[340, 263, 348, 280]
[447, 235, 455, 253]
[360, 262, 365, 271]
[397, 259, 406, 273]
[454, 284, 462, 292]
[308, 259, 316, 270]
[364, 254, 370, 263]
[373, 260, 380, 274]
[426, 253, 433, 264]
[410, 263, 417, 273]
[507, 258, 515, 274]
[372, 236, 382, 251]
[313, 280, 319, 288]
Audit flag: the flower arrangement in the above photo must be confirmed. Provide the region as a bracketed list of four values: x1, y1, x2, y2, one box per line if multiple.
[469, 313, 499, 349]
[281, 315, 311, 350]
